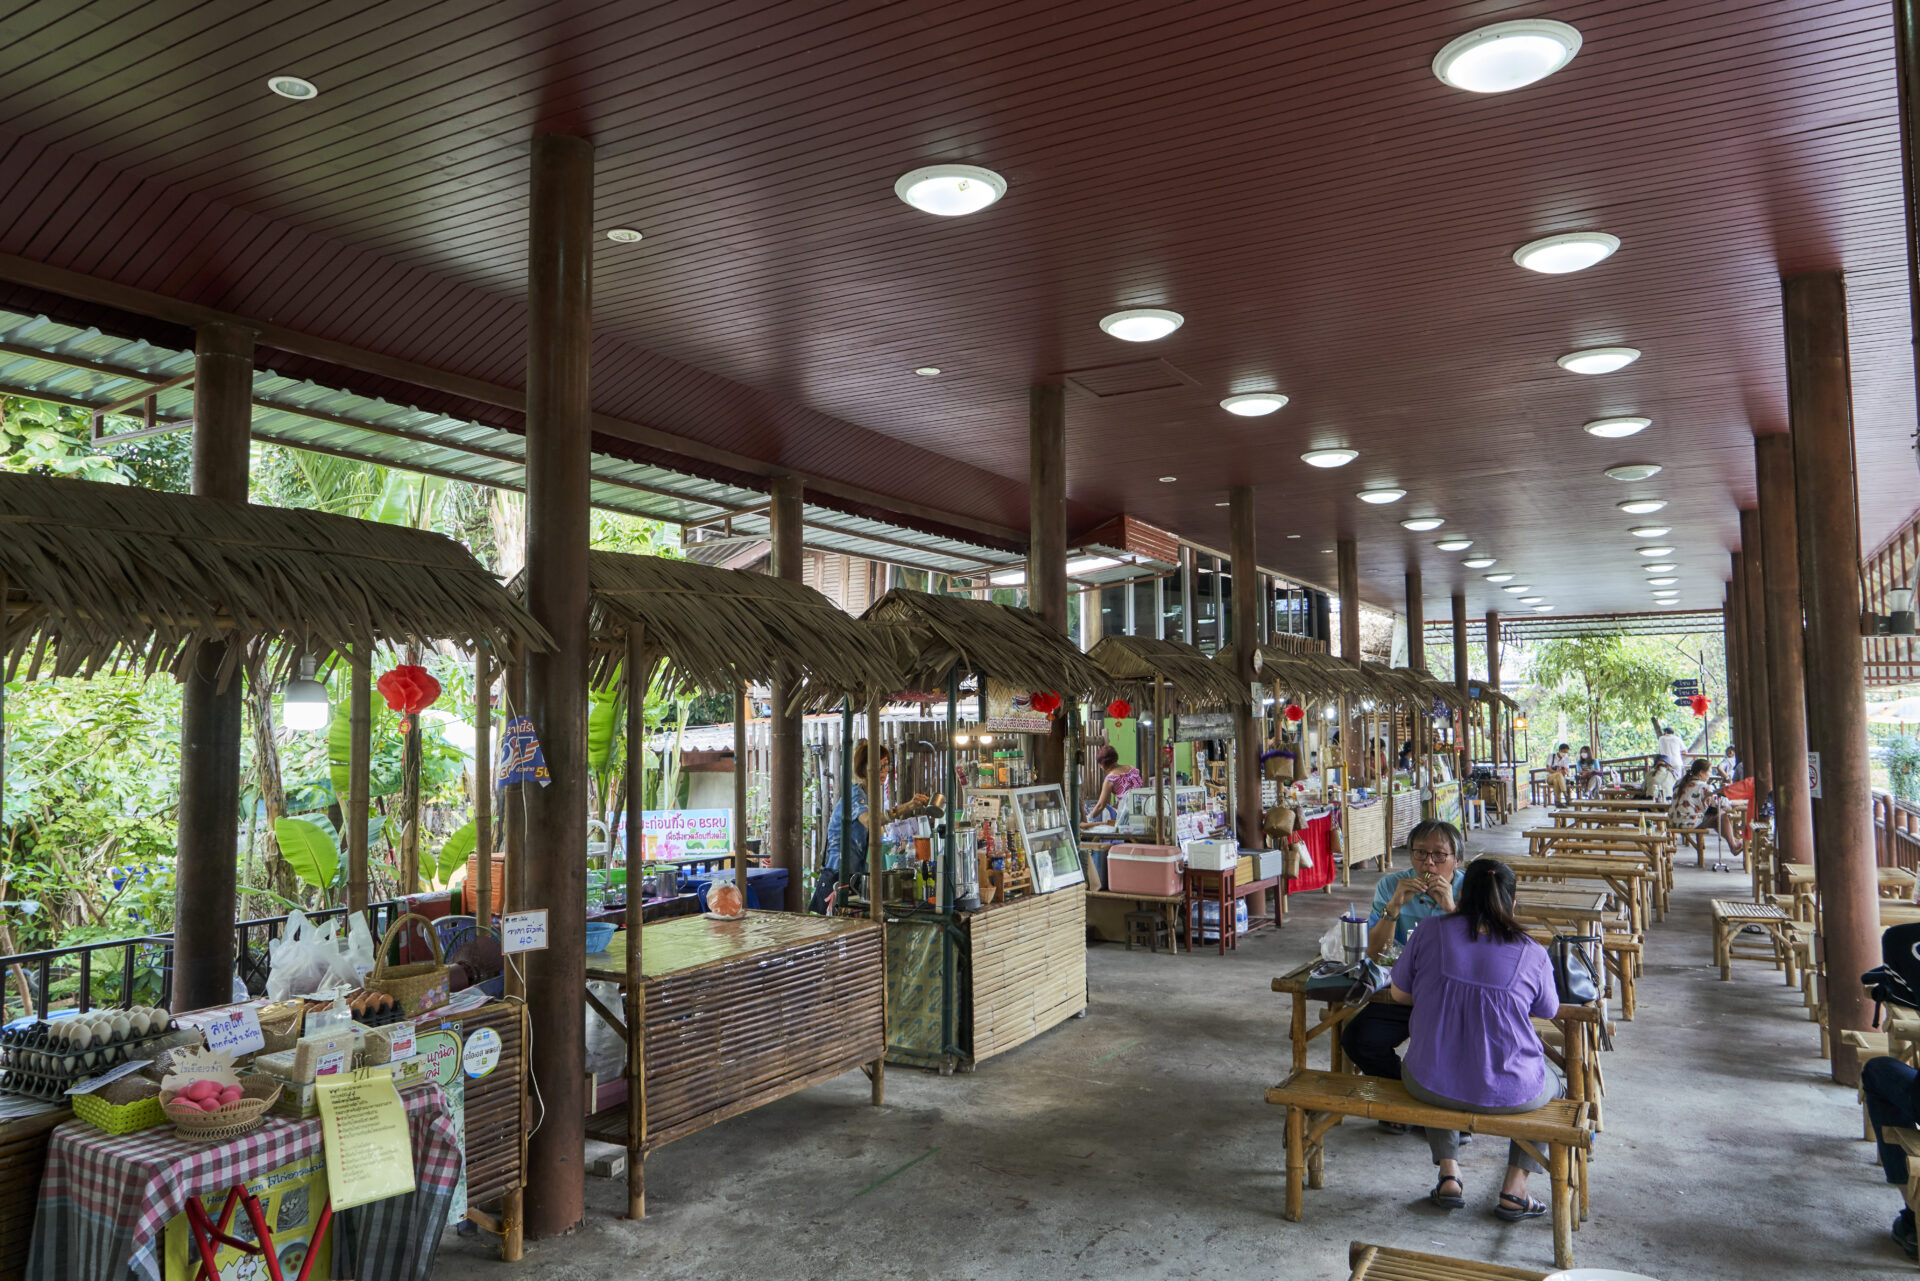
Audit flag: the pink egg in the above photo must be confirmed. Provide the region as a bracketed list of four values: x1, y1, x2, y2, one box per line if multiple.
[217, 1086, 244, 1104]
[185, 1079, 219, 1102]
[198, 1098, 224, 1113]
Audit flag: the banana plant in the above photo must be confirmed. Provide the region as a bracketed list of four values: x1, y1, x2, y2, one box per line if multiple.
[272, 817, 339, 896]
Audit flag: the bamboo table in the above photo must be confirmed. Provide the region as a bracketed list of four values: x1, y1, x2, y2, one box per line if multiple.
[1486, 852, 1656, 934]
[1783, 862, 1818, 921]
[1346, 1241, 1547, 1280]
[582, 912, 886, 1211]
[1526, 827, 1671, 921]
[1270, 958, 1380, 1073]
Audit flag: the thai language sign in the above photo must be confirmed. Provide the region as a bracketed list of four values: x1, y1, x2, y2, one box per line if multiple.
[642, 809, 733, 860]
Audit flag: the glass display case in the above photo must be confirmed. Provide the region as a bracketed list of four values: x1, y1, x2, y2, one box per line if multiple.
[968, 784, 1086, 894]
[1124, 783, 1210, 843]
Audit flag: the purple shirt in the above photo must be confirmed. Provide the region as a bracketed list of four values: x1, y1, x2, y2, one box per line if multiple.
[1390, 914, 1559, 1108]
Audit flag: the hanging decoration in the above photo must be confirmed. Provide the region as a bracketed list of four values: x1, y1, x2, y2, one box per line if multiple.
[378, 664, 442, 733]
[1689, 693, 1710, 718]
[1105, 698, 1133, 720]
[1028, 690, 1063, 717]
[1284, 703, 1305, 723]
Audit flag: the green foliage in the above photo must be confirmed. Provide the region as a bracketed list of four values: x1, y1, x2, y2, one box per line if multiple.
[436, 819, 477, 883]
[271, 817, 339, 893]
[1888, 735, 1920, 804]
[0, 396, 191, 491]
[1522, 633, 1722, 763]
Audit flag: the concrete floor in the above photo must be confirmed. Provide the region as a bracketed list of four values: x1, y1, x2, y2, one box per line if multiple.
[437, 809, 1906, 1279]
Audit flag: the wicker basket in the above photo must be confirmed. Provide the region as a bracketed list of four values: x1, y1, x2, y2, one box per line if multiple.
[72, 1088, 166, 1136]
[462, 854, 507, 916]
[162, 1075, 281, 1143]
[365, 912, 452, 1016]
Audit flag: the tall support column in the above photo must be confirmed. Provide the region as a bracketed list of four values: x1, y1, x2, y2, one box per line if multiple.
[768, 474, 806, 911]
[1405, 568, 1425, 671]
[1784, 269, 1876, 1085]
[1722, 575, 1744, 772]
[1337, 538, 1360, 794]
[1451, 591, 1469, 774]
[522, 131, 593, 1235]
[1229, 487, 1262, 848]
[1728, 557, 1750, 774]
[173, 320, 252, 1013]
[1739, 508, 1775, 804]
[1181, 546, 1198, 645]
[1755, 433, 1815, 869]
[1484, 610, 1502, 780]
[1028, 384, 1068, 785]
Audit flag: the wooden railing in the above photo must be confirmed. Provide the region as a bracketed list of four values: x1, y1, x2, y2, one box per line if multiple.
[1875, 791, 1920, 872]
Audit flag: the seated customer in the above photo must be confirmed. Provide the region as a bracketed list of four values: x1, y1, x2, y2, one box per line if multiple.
[1861, 1054, 1920, 1258]
[1668, 757, 1713, 830]
[1339, 820, 1466, 1128]
[1388, 857, 1563, 1220]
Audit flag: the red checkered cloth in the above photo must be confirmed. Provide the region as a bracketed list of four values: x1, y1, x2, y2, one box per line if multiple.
[26, 1083, 462, 1281]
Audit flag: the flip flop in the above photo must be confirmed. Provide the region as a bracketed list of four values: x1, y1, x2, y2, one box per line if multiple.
[1429, 1174, 1465, 1209]
[1495, 1191, 1548, 1221]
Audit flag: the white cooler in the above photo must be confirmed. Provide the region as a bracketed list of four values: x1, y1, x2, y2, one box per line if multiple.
[1184, 837, 1239, 871]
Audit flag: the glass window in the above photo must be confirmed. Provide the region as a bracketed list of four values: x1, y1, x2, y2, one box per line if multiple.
[1099, 584, 1126, 636]
[1164, 563, 1186, 639]
[1195, 556, 1221, 651]
[1131, 576, 1156, 638]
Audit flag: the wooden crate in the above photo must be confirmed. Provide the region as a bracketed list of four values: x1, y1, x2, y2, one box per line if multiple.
[0, 1105, 68, 1281]
[968, 886, 1087, 1062]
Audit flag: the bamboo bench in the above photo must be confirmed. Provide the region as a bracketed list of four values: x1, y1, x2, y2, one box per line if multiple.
[1266, 1069, 1595, 1269]
[1709, 899, 1793, 983]
[1345, 1240, 1548, 1280]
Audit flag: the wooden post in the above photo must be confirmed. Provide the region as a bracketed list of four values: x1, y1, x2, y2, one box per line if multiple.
[474, 648, 492, 929]
[1338, 540, 1359, 883]
[400, 646, 423, 895]
[1484, 609, 1501, 793]
[347, 653, 371, 916]
[522, 131, 594, 1237]
[768, 474, 806, 911]
[735, 681, 749, 897]
[1723, 573, 1746, 777]
[1739, 509, 1776, 803]
[1405, 568, 1425, 672]
[1451, 591, 1469, 780]
[1153, 675, 1166, 845]
[1029, 383, 1068, 786]
[1784, 269, 1877, 1085]
[1229, 486, 1262, 849]
[865, 698, 886, 1106]
[173, 319, 252, 1013]
[503, 641, 527, 1000]
[1755, 433, 1815, 869]
[623, 627, 649, 1219]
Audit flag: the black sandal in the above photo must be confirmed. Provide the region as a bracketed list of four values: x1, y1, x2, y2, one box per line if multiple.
[1494, 1191, 1548, 1221]
[1429, 1174, 1465, 1209]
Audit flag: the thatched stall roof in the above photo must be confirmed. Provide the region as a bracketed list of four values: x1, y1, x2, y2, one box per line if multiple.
[1394, 667, 1470, 712]
[1087, 635, 1247, 709]
[1217, 644, 1367, 701]
[862, 588, 1108, 697]
[0, 472, 550, 682]
[540, 550, 903, 708]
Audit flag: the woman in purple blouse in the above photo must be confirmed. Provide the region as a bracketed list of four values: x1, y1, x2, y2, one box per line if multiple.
[1387, 856, 1561, 1220]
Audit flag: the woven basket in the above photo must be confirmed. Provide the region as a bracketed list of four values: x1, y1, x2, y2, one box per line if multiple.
[462, 854, 507, 916]
[73, 1088, 167, 1135]
[163, 1075, 281, 1143]
[366, 912, 452, 1016]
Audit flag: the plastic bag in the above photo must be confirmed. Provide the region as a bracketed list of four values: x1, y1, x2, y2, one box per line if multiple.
[265, 910, 338, 1001]
[1317, 918, 1345, 964]
[326, 913, 378, 990]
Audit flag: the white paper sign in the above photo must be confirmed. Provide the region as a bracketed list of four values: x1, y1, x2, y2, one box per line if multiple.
[462, 1026, 502, 1079]
[174, 1003, 265, 1056]
[65, 1058, 153, 1096]
[1808, 751, 1823, 799]
[502, 909, 549, 955]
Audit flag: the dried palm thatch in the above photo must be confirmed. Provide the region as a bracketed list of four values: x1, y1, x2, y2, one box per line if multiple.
[0, 472, 550, 684]
[1394, 666, 1469, 712]
[1087, 635, 1247, 709]
[862, 588, 1109, 697]
[535, 550, 902, 709]
[1219, 643, 1374, 702]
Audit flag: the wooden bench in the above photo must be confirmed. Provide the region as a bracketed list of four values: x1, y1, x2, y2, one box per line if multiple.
[1265, 1069, 1595, 1269]
[1346, 1240, 1548, 1280]
[1709, 899, 1794, 983]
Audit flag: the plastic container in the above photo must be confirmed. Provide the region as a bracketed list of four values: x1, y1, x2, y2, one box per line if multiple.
[1106, 845, 1182, 896]
[584, 921, 617, 953]
[1185, 838, 1239, 871]
[684, 868, 790, 911]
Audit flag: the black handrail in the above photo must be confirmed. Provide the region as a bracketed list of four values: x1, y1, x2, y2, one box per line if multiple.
[0, 900, 406, 1024]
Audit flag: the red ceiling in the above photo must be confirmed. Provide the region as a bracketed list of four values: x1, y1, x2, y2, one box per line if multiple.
[0, 0, 1912, 619]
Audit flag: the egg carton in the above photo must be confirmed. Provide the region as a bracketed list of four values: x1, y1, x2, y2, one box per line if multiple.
[0, 1006, 173, 1052]
[0, 1030, 178, 1097]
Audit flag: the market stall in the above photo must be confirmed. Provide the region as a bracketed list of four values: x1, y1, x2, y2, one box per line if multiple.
[0, 471, 549, 1273]
[861, 589, 1110, 1072]
[540, 551, 902, 1220]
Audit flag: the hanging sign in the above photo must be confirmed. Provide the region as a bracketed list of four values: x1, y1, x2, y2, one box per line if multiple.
[1173, 712, 1236, 742]
[1808, 751, 1823, 799]
[981, 679, 1053, 733]
[174, 1003, 265, 1057]
[1670, 679, 1700, 695]
[315, 1069, 416, 1210]
[501, 909, 549, 955]
[497, 716, 551, 787]
[640, 809, 733, 860]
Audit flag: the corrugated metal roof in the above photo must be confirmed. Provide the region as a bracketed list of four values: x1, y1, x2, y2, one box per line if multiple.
[1424, 610, 1726, 644]
[0, 307, 1016, 577]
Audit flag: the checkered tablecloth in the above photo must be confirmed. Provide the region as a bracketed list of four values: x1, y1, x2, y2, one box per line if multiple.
[26, 1083, 462, 1281]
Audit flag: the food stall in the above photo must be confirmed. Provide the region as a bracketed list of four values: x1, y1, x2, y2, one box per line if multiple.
[861, 589, 1109, 1073]
[0, 471, 549, 1273]
[532, 551, 902, 1220]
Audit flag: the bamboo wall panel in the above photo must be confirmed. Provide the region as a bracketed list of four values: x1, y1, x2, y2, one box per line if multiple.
[1347, 802, 1387, 868]
[968, 887, 1086, 1063]
[442, 1000, 526, 1208]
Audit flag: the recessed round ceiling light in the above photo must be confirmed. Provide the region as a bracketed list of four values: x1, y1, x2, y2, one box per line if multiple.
[1432, 19, 1582, 93]
[1302, 448, 1358, 468]
[606, 228, 644, 244]
[1618, 499, 1667, 515]
[1532, 604, 1555, 612]
[1636, 546, 1676, 558]
[913, 366, 940, 376]
[1401, 517, 1444, 531]
[1221, 392, 1289, 416]
[1463, 556, 1496, 568]
[1628, 525, 1671, 538]
[1514, 231, 1620, 275]
[1647, 577, 1679, 586]
[1436, 538, 1473, 551]
[267, 75, 318, 100]
[1503, 585, 1531, 594]
[1099, 308, 1184, 342]
[894, 164, 1007, 216]
[1559, 347, 1641, 375]
[1584, 416, 1651, 439]
[1605, 463, 1662, 482]
[1652, 589, 1680, 597]
[1485, 573, 1515, 583]
[1322, 548, 1334, 554]
[1359, 488, 1406, 504]
[1642, 563, 1677, 573]
[1519, 596, 1545, 604]
[1287, 533, 1301, 539]
[1158, 475, 1177, 483]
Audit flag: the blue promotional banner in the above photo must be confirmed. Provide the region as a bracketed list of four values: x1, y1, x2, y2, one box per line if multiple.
[497, 715, 550, 787]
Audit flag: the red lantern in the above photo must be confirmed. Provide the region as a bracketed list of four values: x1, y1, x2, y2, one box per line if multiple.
[1690, 693, 1709, 718]
[1284, 703, 1305, 723]
[377, 664, 442, 733]
[1028, 690, 1062, 716]
[1106, 698, 1133, 720]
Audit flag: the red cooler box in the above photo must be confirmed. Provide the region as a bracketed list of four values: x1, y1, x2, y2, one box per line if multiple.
[1106, 844, 1182, 896]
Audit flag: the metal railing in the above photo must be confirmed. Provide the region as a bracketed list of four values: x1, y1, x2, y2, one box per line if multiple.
[0, 899, 406, 1025]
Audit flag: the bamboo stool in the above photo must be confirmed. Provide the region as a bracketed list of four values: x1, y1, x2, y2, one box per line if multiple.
[1346, 1241, 1547, 1280]
[1710, 900, 1793, 982]
[1124, 910, 1170, 954]
[1842, 1030, 1895, 1140]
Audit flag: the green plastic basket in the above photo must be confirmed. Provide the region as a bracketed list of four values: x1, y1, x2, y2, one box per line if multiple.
[71, 1088, 166, 1135]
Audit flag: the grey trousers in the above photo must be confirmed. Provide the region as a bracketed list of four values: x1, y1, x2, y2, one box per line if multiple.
[1405, 1070, 1562, 1174]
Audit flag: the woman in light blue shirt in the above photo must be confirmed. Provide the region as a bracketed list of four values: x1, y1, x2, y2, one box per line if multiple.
[810, 739, 892, 913]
